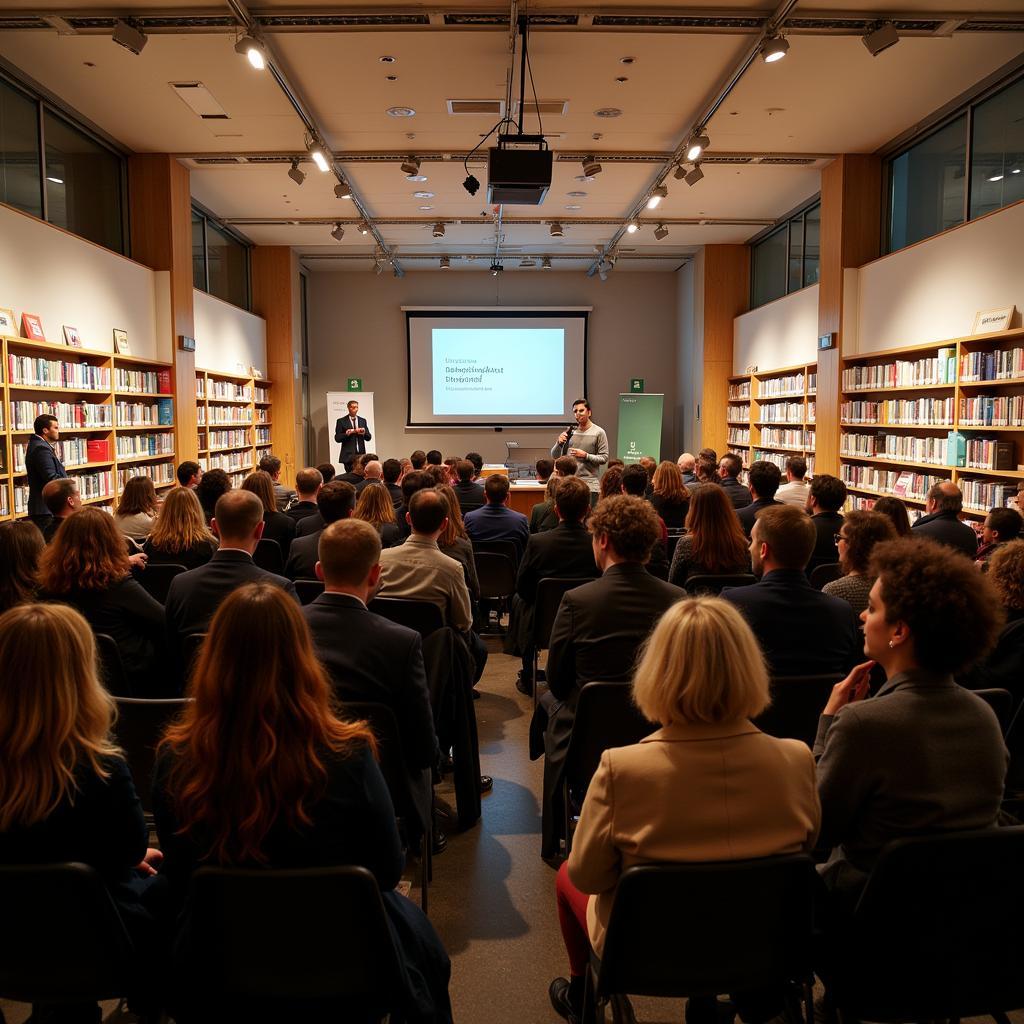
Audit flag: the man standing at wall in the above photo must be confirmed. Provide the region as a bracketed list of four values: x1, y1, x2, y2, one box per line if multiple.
[335, 399, 371, 472]
[26, 414, 68, 528]
[551, 399, 609, 493]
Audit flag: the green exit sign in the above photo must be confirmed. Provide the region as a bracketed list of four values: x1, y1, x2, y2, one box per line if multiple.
[630, 378, 644, 393]
[347, 377, 363, 391]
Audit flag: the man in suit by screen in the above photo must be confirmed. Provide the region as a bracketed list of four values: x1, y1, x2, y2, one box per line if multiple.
[334, 399, 372, 471]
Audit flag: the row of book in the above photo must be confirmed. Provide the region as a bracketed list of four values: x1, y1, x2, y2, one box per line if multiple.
[727, 428, 750, 445]
[255, 426, 271, 444]
[13, 438, 110, 472]
[200, 451, 254, 473]
[208, 429, 251, 450]
[842, 348, 956, 390]
[255, 408, 271, 424]
[10, 401, 112, 430]
[8, 355, 110, 391]
[255, 446, 272, 464]
[727, 403, 750, 421]
[841, 432, 949, 466]
[848, 494, 924, 523]
[115, 432, 174, 458]
[840, 464, 946, 502]
[959, 347, 1024, 383]
[254, 386, 270, 404]
[760, 428, 815, 451]
[0, 488, 7, 517]
[208, 381, 253, 402]
[807, 402, 816, 423]
[758, 401, 805, 424]
[758, 373, 805, 398]
[960, 478, 1020, 512]
[840, 398, 955, 426]
[13, 471, 114, 513]
[113, 367, 171, 394]
[115, 399, 173, 427]
[727, 445, 748, 467]
[753, 450, 794, 472]
[118, 462, 175, 488]
[965, 438, 1018, 470]
[958, 395, 1024, 427]
[728, 382, 751, 400]
[807, 372, 817, 394]
[201, 408, 253, 426]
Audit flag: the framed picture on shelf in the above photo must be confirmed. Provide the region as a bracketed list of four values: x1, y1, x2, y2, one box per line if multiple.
[972, 306, 1015, 335]
[21, 313, 45, 342]
[0, 307, 15, 335]
[113, 328, 130, 354]
[63, 325, 82, 348]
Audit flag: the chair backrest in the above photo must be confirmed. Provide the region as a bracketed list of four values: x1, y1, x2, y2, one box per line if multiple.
[295, 578, 326, 605]
[472, 538, 519, 568]
[754, 675, 840, 748]
[971, 687, 1014, 735]
[843, 827, 1024, 1020]
[181, 865, 403, 1008]
[340, 700, 414, 821]
[138, 562, 187, 604]
[95, 632, 132, 697]
[253, 537, 284, 575]
[182, 632, 207, 682]
[564, 681, 657, 794]
[475, 550, 517, 600]
[532, 577, 592, 650]
[368, 597, 444, 638]
[809, 562, 843, 590]
[597, 856, 816, 1000]
[666, 530, 685, 564]
[0, 862, 136, 1003]
[683, 572, 757, 596]
[112, 696, 192, 812]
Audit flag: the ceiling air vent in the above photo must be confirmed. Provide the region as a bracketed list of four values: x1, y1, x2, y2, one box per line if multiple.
[170, 82, 229, 120]
[513, 99, 570, 117]
[447, 99, 506, 116]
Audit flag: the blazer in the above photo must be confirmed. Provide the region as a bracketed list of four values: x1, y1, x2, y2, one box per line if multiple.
[530, 500, 558, 534]
[814, 670, 1007, 897]
[736, 497, 783, 537]
[650, 493, 688, 530]
[296, 512, 325, 537]
[569, 721, 820, 954]
[284, 529, 323, 580]
[453, 480, 486, 513]
[516, 522, 598, 605]
[718, 476, 752, 509]
[464, 503, 530, 560]
[385, 482, 404, 508]
[720, 569, 862, 677]
[143, 537, 217, 571]
[911, 510, 978, 558]
[334, 415, 372, 465]
[378, 534, 472, 632]
[262, 510, 297, 560]
[439, 536, 480, 603]
[25, 434, 68, 517]
[284, 500, 320, 526]
[808, 511, 844, 575]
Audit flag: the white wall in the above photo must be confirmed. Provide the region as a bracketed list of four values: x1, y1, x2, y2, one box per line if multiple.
[733, 284, 819, 374]
[675, 260, 697, 451]
[193, 288, 267, 376]
[0, 202, 170, 359]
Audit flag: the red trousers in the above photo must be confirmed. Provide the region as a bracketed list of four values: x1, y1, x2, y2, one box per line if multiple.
[555, 860, 592, 977]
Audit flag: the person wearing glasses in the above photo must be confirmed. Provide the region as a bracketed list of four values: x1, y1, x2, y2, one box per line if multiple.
[822, 511, 897, 617]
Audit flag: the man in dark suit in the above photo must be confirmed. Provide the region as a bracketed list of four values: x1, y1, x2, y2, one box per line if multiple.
[531, 456, 578, 534]
[295, 478, 357, 538]
[284, 480, 356, 579]
[337, 453, 371, 486]
[736, 460, 784, 537]
[452, 459, 486, 514]
[721, 504, 861, 677]
[354, 459, 385, 495]
[717, 453, 752, 509]
[464, 474, 530, 560]
[677, 452, 696, 486]
[284, 467, 322, 526]
[911, 481, 978, 558]
[806, 474, 847, 575]
[334, 399, 371, 471]
[540, 495, 683, 860]
[40, 478, 81, 543]
[303, 518, 439, 839]
[381, 458, 404, 508]
[394, 470, 432, 541]
[25, 414, 68, 527]
[165, 490, 299, 670]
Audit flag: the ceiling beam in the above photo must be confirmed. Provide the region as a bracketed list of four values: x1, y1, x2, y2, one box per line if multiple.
[220, 216, 776, 227]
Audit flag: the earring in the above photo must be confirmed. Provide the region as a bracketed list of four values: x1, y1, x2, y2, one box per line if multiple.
[888, 639, 895, 648]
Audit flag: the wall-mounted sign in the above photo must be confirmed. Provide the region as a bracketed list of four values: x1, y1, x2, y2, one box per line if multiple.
[347, 377, 363, 391]
[629, 377, 644, 393]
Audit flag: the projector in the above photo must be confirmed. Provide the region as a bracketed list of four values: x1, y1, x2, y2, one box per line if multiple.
[487, 136, 553, 205]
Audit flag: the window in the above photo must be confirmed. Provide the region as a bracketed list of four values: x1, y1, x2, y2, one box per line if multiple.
[192, 210, 206, 290]
[191, 205, 250, 310]
[750, 200, 821, 309]
[0, 77, 42, 218]
[969, 76, 1024, 220]
[751, 226, 787, 307]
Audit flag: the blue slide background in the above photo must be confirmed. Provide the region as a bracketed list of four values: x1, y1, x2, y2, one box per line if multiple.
[432, 328, 564, 415]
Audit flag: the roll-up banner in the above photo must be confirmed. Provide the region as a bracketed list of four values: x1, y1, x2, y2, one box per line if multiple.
[617, 393, 664, 464]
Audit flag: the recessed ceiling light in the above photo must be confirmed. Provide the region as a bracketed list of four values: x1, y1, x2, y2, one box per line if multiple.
[413, 191, 434, 199]
[620, 56, 635, 65]
[988, 174, 1004, 182]
[594, 108, 622, 119]
[565, 205, 581, 211]
[407, 174, 428, 182]
[46, 176, 64, 184]
[379, 55, 396, 63]
[1012, 168, 1021, 174]
[386, 75, 398, 82]
[386, 106, 416, 118]
[615, 76, 629, 84]
[418, 205, 434, 211]
[567, 191, 588, 198]
[626, 222, 638, 234]
[575, 174, 595, 184]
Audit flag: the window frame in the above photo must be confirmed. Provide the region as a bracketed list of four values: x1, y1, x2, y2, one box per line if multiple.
[748, 196, 822, 310]
[191, 200, 252, 311]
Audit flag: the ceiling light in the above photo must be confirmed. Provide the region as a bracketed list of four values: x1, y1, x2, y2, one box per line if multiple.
[287, 160, 305, 186]
[330, 222, 345, 242]
[1012, 168, 1021, 175]
[234, 35, 265, 70]
[598, 262, 609, 282]
[386, 106, 416, 118]
[647, 185, 668, 210]
[594, 108, 622, 119]
[406, 175, 428, 183]
[685, 164, 705, 187]
[582, 155, 602, 177]
[440, 255, 451, 270]
[46, 176, 64, 185]
[463, 174, 480, 196]
[567, 191, 588, 198]
[673, 164, 688, 180]
[401, 156, 420, 176]
[308, 144, 330, 173]
[542, 257, 552, 270]
[988, 174, 1004, 182]
[418, 205, 434, 211]
[550, 222, 564, 238]
[413, 191, 434, 199]
[654, 224, 669, 240]
[357, 220, 370, 235]
[686, 133, 710, 162]
[626, 222, 639, 234]
[862, 21, 899, 57]
[761, 34, 789, 63]
[379, 55, 396, 64]
[432, 222, 445, 238]
[565, 205, 581, 211]
[334, 180, 353, 199]
[112, 19, 147, 55]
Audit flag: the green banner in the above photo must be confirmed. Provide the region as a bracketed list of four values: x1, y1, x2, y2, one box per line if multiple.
[617, 393, 664, 464]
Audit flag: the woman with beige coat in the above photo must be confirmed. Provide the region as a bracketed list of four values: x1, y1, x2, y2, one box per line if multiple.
[549, 598, 821, 1024]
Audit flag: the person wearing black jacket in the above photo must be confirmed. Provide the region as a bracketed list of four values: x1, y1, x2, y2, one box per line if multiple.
[806, 474, 848, 575]
[716, 453, 752, 509]
[25, 413, 68, 527]
[452, 459, 486, 513]
[284, 480, 356, 580]
[284, 467, 323, 525]
[911, 481, 979, 558]
[736, 460, 784, 537]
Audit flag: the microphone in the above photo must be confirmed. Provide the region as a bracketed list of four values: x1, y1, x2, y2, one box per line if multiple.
[561, 423, 575, 456]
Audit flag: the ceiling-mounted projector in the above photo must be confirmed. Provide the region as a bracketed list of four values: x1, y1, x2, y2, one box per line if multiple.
[487, 134, 552, 206]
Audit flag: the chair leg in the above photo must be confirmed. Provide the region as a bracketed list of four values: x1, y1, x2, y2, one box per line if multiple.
[532, 649, 540, 708]
[420, 830, 429, 915]
[580, 965, 601, 1024]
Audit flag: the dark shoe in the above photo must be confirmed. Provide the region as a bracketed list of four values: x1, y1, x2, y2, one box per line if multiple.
[479, 774, 493, 793]
[432, 829, 448, 855]
[548, 978, 581, 1024]
[515, 670, 533, 696]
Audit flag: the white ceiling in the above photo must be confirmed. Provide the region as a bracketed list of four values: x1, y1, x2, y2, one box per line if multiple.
[0, 1, 1021, 271]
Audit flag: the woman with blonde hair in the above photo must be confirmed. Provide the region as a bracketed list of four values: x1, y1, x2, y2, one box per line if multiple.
[153, 582, 452, 1021]
[353, 480, 400, 548]
[434, 484, 480, 606]
[241, 469, 296, 559]
[143, 486, 217, 570]
[650, 459, 689, 529]
[114, 475, 159, 541]
[669, 483, 751, 586]
[549, 598, 820, 1024]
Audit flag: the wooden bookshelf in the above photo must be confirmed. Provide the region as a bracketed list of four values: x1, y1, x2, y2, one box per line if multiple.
[196, 369, 273, 485]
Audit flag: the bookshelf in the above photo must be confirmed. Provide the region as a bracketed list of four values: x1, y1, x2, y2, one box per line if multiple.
[196, 369, 273, 487]
[839, 327, 1024, 520]
[2, 334, 176, 520]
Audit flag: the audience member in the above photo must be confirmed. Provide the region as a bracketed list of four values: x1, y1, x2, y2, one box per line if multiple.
[426, 449, 443, 467]
[554, 455, 578, 479]
[698, 447, 718, 464]
[677, 452, 696, 485]
[550, 599, 819, 1024]
[0, 521, 44, 613]
[597, 465, 624, 502]
[975, 506, 1022, 569]
[464, 452, 483, 479]
[736, 460, 783, 536]
[424, 464, 449, 487]
[434, 484, 481, 610]
[354, 459, 384, 493]
[153, 583, 452, 1021]
[668, 483, 751, 587]
[822, 510, 896, 616]
[721, 505, 861, 677]
[806, 474, 848, 574]
[814, 538, 1006, 905]
[464, 474, 530, 560]
[775, 456, 810, 508]
[40, 477, 81, 543]
[195, 468, 231, 526]
[113, 475, 159, 542]
[37, 508, 166, 695]
[622, 465, 669, 579]
[540, 495, 681, 860]
[394, 469, 433, 540]
[398, 457, 413, 480]
[338, 452, 370, 485]
[443, 456, 459, 483]
[606, 458, 625, 471]
[316, 461, 336, 485]
[410, 449, 427, 470]
[650, 460, 689, 529]
[717, 454, 752, 509]
[453, 459, 486, 513]
[531, 475, 561, 534]
[686, 455, 718, 493]
[871, 495, 912, 536]
[242, 470, 297, 560]
[536, 458, 554, 482]
[284, 467, 323, 526]
[143, 486, 218, 570]
[638, 455, 657, 497]
[257, 454, 296, 511]
[176, 460, 202, 489]
[353, 480, 400, 548]
[381, 458, 404, 507]
[911, 481, 977, 557]
[285, 481, 356, 580]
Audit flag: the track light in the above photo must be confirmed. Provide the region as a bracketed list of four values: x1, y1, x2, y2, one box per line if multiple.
[541, 257, 552, 270]
[334, 180, 353, 199]
[673, 164, 688, 180]
[761, 34, 789, 63]
[357, 221, 370, 235]
[654, 224, 669, 240]
[647, 185, 668, 210]
[393, 264, 405, 279]
[401, 156, 421, 176]
[112, 19, 148, 55]
[308, 144, 330, 173]
[598, 262, 609, 282]
[582, 155, 602, 177]
[491, 262, 503, 276]
[626, 222, 638, 234]
[519, 258, 537, 269]
[685, 164, 704, 187]
[440, 255, 451, 270]
[330, 222, 345, 242]
[550, 222, 564, 238]
[686, 132, 710, 163]
[862, 21, 899, 57]
[234, 35, 265, 70]
[463, 174, 480, 196]
[374, 259, 385, 275]
[432, 222, 445, 238]
[287, 160, 305, 186]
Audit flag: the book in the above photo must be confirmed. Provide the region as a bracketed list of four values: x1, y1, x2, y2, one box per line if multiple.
[157, 368, 172, 394]
[157, 397, 173, 426]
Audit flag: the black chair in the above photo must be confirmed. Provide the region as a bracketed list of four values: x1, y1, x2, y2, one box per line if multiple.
[666, 528, 685, 565]
[113, 696, 192, 814]
[295, 578, 325, 605]
[474, 551, 517, 634]
[820, 827, 1024, 1023]
[180, 631, 207, 680]
[472, 538, 520, 570]
[176, 865, 404, 1021]
[253, 537, 284, 575]
[368, 597, 444, 638]
[529, 576, 593, 704]
[138, 561, 186, 604]
[581, 856, 817, 1024]
[809, 562, 843, 590]
[563, 681, 657, 853]
[754, 675, 840, 749]
[95, 633, 133, 697]
[972, 687, 1014, 735]
[683, 572, 756, 596]
[343, 700, 431, 913]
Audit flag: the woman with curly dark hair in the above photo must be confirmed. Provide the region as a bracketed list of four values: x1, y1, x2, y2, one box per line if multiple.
[822, 510, 897, 615]
[815, 537, 1007, 902]
[668, 484, 750, 586]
